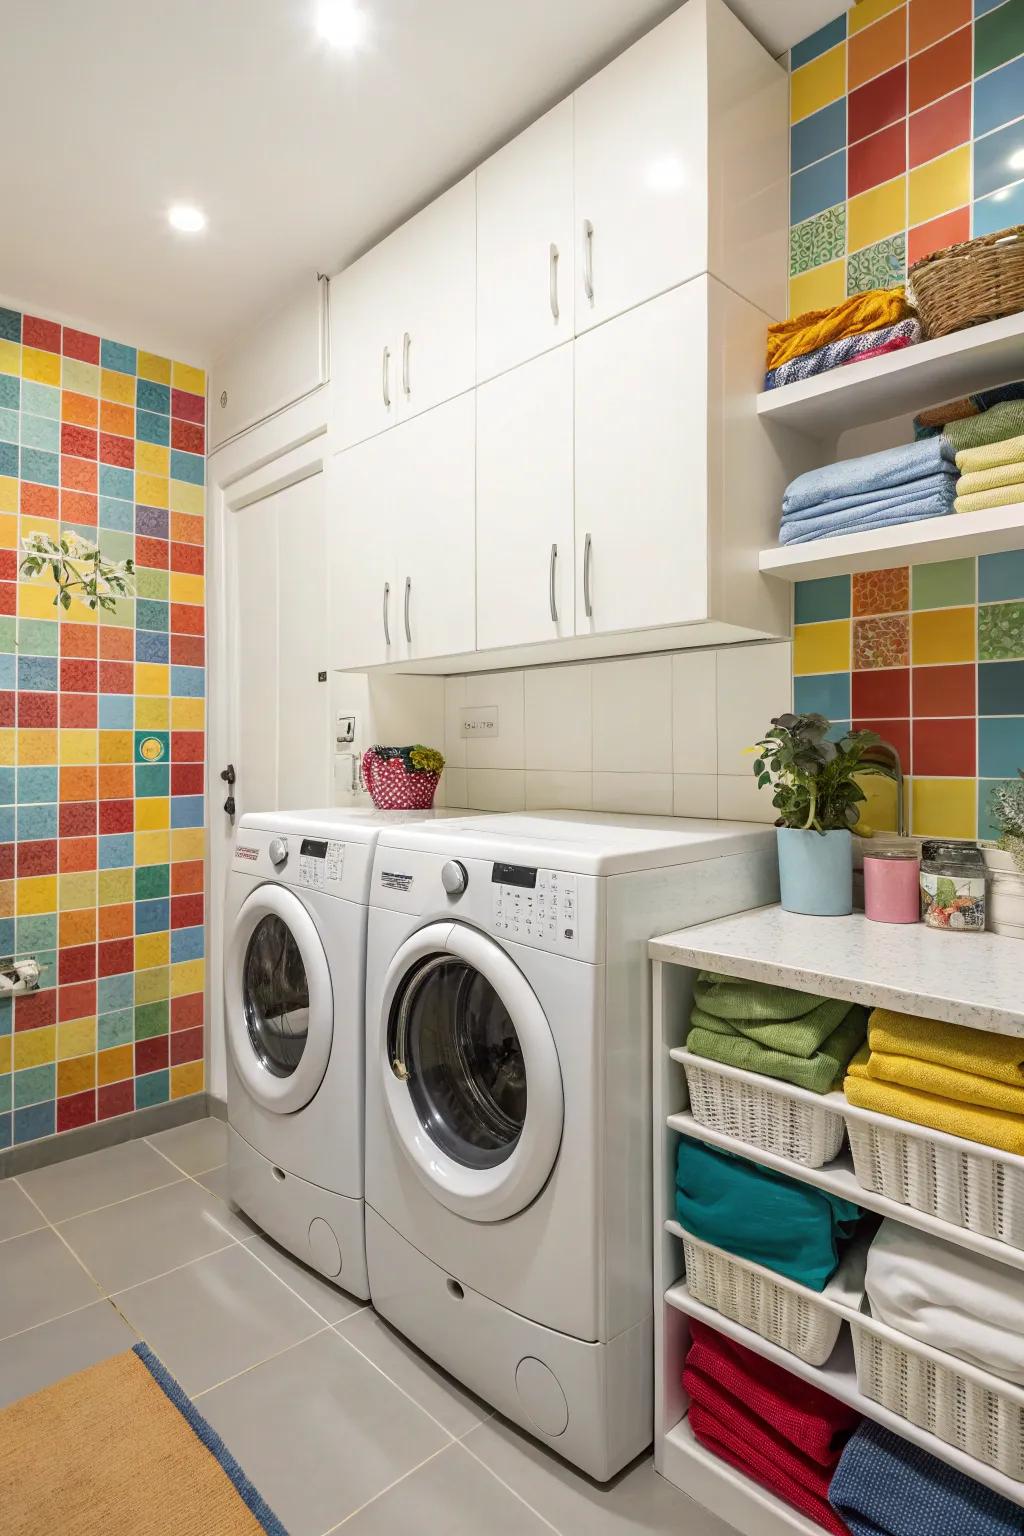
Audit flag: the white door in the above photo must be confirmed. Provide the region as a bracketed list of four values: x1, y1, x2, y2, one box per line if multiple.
[328, 436, 399, 671]
[476, 100, 574, 383]
[573, 3, 707, 334]
[476, 345, 574, 651]
[330, 239, 401, 452]
[393, 175, 476, 425]
[574, 282, 709, 637]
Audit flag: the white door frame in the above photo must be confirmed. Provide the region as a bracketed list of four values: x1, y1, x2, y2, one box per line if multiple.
[206, 387, 331, 1101]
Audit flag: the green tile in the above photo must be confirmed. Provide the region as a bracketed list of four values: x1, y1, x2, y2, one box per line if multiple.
[0, 617, 16, 654]
[794, 575, 851, 624]
[135, 864, 169, 900]
[98, 529, 134, 562]
[16, 914, 57, 952]
[98, 868, 133, 905]
[847, 233, 906, 296]
[976, 0, 1024, 78]
[104, 597, 135, 628]
[912, 559, 976, 611]
[136, 567, 169, 600]
[0, 1073, 10, 1115]
[14, 1064, 54, 1109]
[790, 206, 846, 277]
[134, 1001, 169, 1040]
[136, 1069, 169, 1109]
[61, 359, 97, 397]
[135, 967, 169, 1005]
[979, 601, 1024, 660]
[98, 1010, 134, 1051]
[16, 618, 59, 657]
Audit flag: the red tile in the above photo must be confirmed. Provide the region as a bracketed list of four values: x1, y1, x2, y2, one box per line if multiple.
[0, 691, 13, 725]
[171, 762, 204, 796]
[61, 490, 98, 527]
[852, 666, 910, 718]
[17, 839, 57, 877]
[63, 327, 100, 364]
[170, 1026, 203, 1065]
[60, 692, 97, 728]
[908, 207, 970, 266]
[57, 1090, 96, 1133]
[99, 799, 134, 834]
[0, 550, 16, 582]
[135, 536, 169, 569]
[21, 482, 58, 519]
[849, 121, 907, 198]
[59, 837, 97, 873]
[170, 602, 204, 636]
[136, 1036, 169, 1075]
[909, 86, 971, 169]
[23, 315, 61, 352]
[0, 586, 15, 617]
[912, 663, 976, 716]
[854, 718, 911, 774]
[171, 389, 204, 424]
[15, 989, 56, 1032]
[171, 731, 204, 762]
[61, 767, 97, 803]
[98, 1078, 134, 1120]
[170, 542, 204, 575]
[171, 992, 204, 1032]
[849, 63, 907, 144]
[61, 623, 98, 658]
[99, 433, 134, 469]
[171, 633, 204, 667]
[171, 893, 203, 929]
[60, 422, 98, 460]
[59, 944, 97, 985]
[58, 980, 96, 1023]
[0, 844, 12, 882]
[61, 456, 97, 493]
[99, 628, 134, 661]
[909, 0, 970, 54]
[98, 938, 134, 977]
[171, 860, 204, 896]
[60, 658, 97, 693]
[17, 691, 57, 728]
[913, 716, 975, 776]
[98, 661, 132, 694]
[60, 800, 97, 836]
[909, 28, 971, 113]
[171, 418, 205, 455]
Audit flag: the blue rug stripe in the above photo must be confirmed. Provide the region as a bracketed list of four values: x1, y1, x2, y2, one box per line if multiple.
[132, 1343, 288, 1536]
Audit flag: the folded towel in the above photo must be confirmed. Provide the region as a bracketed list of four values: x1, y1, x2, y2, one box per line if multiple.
[845, 1046, 1024, 1155]
[945, 400, 1024, 454]
[915, 379, 1024, 439]
[866, 1219, 1024, 1386]
[829, 1420, 1023, 1536]
[675, 1136, 862, 1290]
[869, 1007, 1024, 1092]
[956, 462, 1024, 496]
[956, 431, 1024, 475]
[779, 489, 956, 546]
[782, 471, 959, 525]
[688, 1004, 866, 1093]
[956, 482, 1024, 514]
[842, 332, 917, 365]
[764, 319, 921, 390]
[693, 973, 852, 1053]
[689, 1403, 851, 1535]
[783, 438, 955, 516]
[766, 290, 912, 371]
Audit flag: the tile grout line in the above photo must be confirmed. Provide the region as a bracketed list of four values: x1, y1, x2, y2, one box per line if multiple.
[329, 1323, 463, 1444]
[236, 1237, 369, 1331]
[190, 1324, 331, 1401]
[12, 1170, 186, 1226]
[457, 1436, 564, 1535]
[106, 1239, 240, 1300]
[320, 1444, 453, 1534]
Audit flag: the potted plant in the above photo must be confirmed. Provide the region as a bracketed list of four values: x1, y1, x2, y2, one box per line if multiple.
[753, 713, 892, 917]
[362, 744, 446, 810]
[983, 771, 1024, 939]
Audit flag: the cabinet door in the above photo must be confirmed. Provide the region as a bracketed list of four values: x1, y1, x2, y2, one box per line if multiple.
[330, 241, 401, 452]
[574, 283, 709, 637]
[327, 439, 399, 671]
[396, 392, 477, 661]
[573, 4, 707, 334]
[476, 101, 574, 384]
[392, 176, 476, 425]
[477, 346, 574, 651]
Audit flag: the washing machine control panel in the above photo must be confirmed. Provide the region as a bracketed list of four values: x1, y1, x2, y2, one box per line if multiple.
[491, 864, 578, 952]
[296, 837, 346, 890]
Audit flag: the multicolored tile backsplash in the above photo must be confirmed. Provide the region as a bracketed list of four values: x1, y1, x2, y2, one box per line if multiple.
[789, 0, 1024, 315]
[793, 550, 1024, 839]
[0, 306, 205, 1150]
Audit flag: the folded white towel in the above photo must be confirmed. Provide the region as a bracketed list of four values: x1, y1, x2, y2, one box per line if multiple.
[865, 1219, 1024, 1387]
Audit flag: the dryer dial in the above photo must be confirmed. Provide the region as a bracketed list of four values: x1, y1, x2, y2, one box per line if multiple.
[441, 859, 468, 896]
[269, 837, 289, 867]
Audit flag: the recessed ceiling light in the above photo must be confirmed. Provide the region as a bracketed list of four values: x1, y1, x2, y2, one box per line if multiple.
[168, 203, 206, 234]
[1009, 148, 1024, 173]
[316, 0, 368, 49]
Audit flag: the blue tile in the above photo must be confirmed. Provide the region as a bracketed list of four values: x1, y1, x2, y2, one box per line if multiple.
[791, 14, 846, 71]
[171, 795, 204, 829]
[979, 715, 1024, 776]
[17, 767, 57, 804]
[136, 630, 169, 663]
[34, 951, 56, 992]
[136, 765, 169, 798]
[0, 654, 14, 690]
[171, 926, 205, 964]
[20, 447, 59, 487]
[136, 1070, 169, 1109]
[980, 549, 1024, 601]
[791, 102, 847, 175]
[17, 913, 56, 952]
[99, 694, 134, 728]
[20, 413, 59, 453]
[99, 496, 134, 532]
[21, 381, 58, 418]
[794, 575, 851, 624]
[136, 409, 170, 446]
[18, 655, 58, 692]
[976, 0, 1011, 14]
[979, 777, 1017, 838]
[17, 803, 57, 841]
[974, 118, 1024, 199]
[14, 1064, 55, 1109]
[791, 151, 846, 226]
[0, 1111, 10, 1151]
[14, 1101, 54, 1144]
[979, 660, 1024, 713]
[99, 464, 133, 500]
[136, 379, 170, 414]
[0, 767, 14, 803]
[135, 505, 168, 539]
[0, 1073, 9, 1112]
[101, 339, 137, 375]
[794, 671, 851, 720]
[0, 918, 14, 956]
[974, 54, 1024, 137]
[0, 407, 18, 444]
[0, 374, 19, 409]
[171, 666, 204, 698]
[0, 443, 18, 478]
[98, 974, 134, 1013]
[99, 833, 134, 869]
[98, 1010, 134, 1050]
[136, 898, 170, 934]
[137, 599, 169, 633]
[826, 720, 852, 743]
[0, 999, 10, 1037]
[0, 307, 21, 343]
[0, 806, 13, 841]
[170, 450, 204, 486]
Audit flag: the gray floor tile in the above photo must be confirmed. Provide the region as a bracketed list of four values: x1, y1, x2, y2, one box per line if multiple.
[341, 1441, 553, 1535]
[244, 1234, 364, 1325]
[0, 1299, 137, 1408]
[0, 1228, 100, 1340]
[146, 1117, 228, 1176]
[114, 1244, 325, 1395]
[463, 1417, 737, 1536]
[337, 1308, 490, 1439]
[198, 1331, 449, 1536]
[17, 1140, 181, 1222]
[196, 1164, 261, 1233]
[0, 1180, 46, 1241]
[57, 1178, 248, 1293]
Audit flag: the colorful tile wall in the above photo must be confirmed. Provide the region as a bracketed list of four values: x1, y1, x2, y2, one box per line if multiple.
[0, 305, 205, 1150]
[793, 550, 1024, 840]
[788, 0, 1024, 314]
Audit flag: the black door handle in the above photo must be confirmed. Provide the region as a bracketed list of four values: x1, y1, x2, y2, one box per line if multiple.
[224, 794, 236, 817]
[220, 763, 236, 785]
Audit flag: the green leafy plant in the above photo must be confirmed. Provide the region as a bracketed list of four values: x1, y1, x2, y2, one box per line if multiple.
[368, 744, 445, 775]
[19, 531, 135, 614]
[989, 770, 1024, 874]
[753, 713, 891, 834]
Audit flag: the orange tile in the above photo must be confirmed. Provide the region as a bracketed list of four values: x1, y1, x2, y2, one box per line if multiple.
[909, 27, 971, 112]
[98, 764, 132, 799]
[0, 882, 13, 920]
[60, 766, 97, 802]
[60, 837, 98, 873]
[21, 482, 59, 519]
[171, 859, 204, 895]
[61, 491, 97, 527]
[849, 7, 906, 90]
[61, 456, 97, 493]
[98, 902, 133, 940]
[98, 1045, 133, 1086]
[908, 84, 970, 167]
[99, 627, 134, 661]
[57, 1054, 96, 1096]
[908, 207, 970, 266]
[171, 512, 204, 546]
[60, 622, 98, 658]
[60, 908, 97, 946]
[62, 391, 98, 428]
[100, 400, 134, 437]
[909, 0, 970, 54]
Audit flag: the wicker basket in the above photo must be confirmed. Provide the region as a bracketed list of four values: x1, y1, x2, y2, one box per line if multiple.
[908, 225, 1024, 340]
[845, 1116, 1024, 1250]
[851, 1311, 1024, 1481]
[681, 1053, 846, 1168]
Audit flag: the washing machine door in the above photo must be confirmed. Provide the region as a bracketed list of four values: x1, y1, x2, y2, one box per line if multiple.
[380, 922, 563, 1222]
[227, 883, 333, 1114]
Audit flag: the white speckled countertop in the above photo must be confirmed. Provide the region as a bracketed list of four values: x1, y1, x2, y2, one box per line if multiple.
[649, 905, 1024, 1038]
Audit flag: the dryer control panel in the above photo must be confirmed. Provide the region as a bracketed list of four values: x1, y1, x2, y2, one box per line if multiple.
[297, 837, 346, 889]
[491, 863, 578, 952]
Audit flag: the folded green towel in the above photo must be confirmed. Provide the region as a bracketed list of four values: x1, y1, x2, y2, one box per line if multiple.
[676, 1136, 862, 1290]
[955, 481, 1024, 514]
[692, 992, 853, 1059]
[687, 1004, 867, 1094]
[954, 430, 1024, 475]
[945, 401, 1024, 454]
[695, 972, 835, 1024]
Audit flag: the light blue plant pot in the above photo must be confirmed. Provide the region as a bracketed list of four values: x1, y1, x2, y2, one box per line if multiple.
[776, 827, 853, 916]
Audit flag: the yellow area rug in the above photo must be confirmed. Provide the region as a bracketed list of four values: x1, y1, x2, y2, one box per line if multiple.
[0, 1344, 286, 1535]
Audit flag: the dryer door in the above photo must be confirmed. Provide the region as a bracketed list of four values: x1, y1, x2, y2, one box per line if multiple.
[380, 922, 563, 1222]
[227, 883, 333, 1114]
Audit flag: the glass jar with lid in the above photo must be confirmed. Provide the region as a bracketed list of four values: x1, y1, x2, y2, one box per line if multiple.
[919, 841, 986, 932]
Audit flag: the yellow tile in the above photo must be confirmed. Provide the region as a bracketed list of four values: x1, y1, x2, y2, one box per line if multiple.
[58, 1017, 96, 1060]
[63, 596, 99, 625]
[171, 958, 205, 997]
[855, 775, 899, 834]
[172, 360, 205, 396]
[17, 876, 57, 916]
[100, 368, 134, 405]
[136, 472, 168, 509]
[0, 1034, 10, 1075]
[170, 480, 204, 517]
[98, 868, 133, 904]
[60, 870, 96, 911]
[136, 442, 169, 477]
[0, 478, 17, 515]
[59, 730, 98, 766]
[21, 347, 61, 387]
[58, 1054, 96, 1096]
[849, 0, 905, 31]
[14, 1025, 55, 1070]
[0, 513, 16, 547]
[793, 620, 851, 675]
[0, 730, 13, 767]
[18, 582, 64, 622]
[138, 351, 172, 385]
[790, 43, 846, 123]
[909, 145, 970, 229]
[20, 516, 59, 541]
[136, 933, 169, 970]
[135, 830, 170, 866]
[171, 697, 204, 730]
[136, 797, 170, 832]
[911, 606, 975, 665]
[135, 698, 169, 730]
[98, 730, 133, 764]
[0, 339, 20, 375]
[789, 259, 847, 318]
[912, 777, 976, 840]
[62, 358, 98, 396]
[136, 663, 169, 696]
[171, 1060, 204, 1099]
[98, 1044, 133, 1085]
[170, 572, 204, 606]
[171, 828, 205, 862]
[848, 176, 906, 254]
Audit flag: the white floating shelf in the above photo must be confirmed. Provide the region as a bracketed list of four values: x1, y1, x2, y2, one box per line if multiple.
[757, 310, 1024, 438]
[757, 502, 1024, 581]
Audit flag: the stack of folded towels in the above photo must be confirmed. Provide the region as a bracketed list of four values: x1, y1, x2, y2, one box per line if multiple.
[955, 432, 1024, 514]
[684, 1319, 861, 1533]
[844, 1007, 1024, 1156]
[779, 438, 958, 546]
[765, 288, 919, 391]
[913, 383, 1024, 516]
[676, 1135, 862, 1291]
[687, 972, 867, 1094]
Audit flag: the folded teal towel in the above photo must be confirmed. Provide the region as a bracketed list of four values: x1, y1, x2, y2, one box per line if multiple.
[675, 1136, 862, 1291]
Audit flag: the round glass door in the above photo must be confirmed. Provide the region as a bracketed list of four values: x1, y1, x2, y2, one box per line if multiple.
[243, 914, 310, 1078]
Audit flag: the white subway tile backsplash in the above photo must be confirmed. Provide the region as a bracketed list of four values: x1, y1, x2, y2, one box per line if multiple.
[525, 665, 592, 772]
[716, 642, 791, 777]
[673, 774, 718, 818]
[592, 656, 672, 774]
[717, 774, 777, 825]
[465, 768, 526, 811]
[671, 651, 717, 775]
[525, 770, 593, 811]
[444, 675, 468, 768]
[465, 671, 525, 770]
[442, 765, 468, 807]
[593, 772, 673, 815]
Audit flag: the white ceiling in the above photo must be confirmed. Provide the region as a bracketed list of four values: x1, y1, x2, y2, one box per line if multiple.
[0, 0, 846, 367]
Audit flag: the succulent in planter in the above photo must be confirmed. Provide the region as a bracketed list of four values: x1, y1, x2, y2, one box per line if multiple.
[753, 713, 891, 833]
[989, 770, 1024, 875]
[362, 744, 446, 810]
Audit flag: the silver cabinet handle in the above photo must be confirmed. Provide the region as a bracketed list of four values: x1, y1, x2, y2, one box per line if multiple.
[404, 575, 412, 643]
[382, 345, 391, 408]
[382, 581, 391, 646]
[583, 532, 593, 618]
[549, 243, 559, 322]
[583, 220, 594, 303]
[549, 543, 558, 623]
[402, 331, 411, 396]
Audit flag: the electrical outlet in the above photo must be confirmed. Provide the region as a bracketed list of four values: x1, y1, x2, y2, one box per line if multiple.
[460, 706, 499, 739]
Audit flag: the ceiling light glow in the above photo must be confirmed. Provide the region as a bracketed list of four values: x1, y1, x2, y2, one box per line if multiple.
[168, 203, 207, 233]
[1009, 148, 1024, 172]
[316, 0, 368, 49]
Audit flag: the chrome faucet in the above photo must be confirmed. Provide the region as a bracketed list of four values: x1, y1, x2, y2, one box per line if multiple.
[861, 739, 906, 838]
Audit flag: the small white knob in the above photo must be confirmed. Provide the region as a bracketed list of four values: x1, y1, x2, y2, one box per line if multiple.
[269, 837, 289, 867]
[441, 860, 468, 896]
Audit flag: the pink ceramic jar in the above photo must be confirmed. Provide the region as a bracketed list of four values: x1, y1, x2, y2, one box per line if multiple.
[863, 846, 921, 924]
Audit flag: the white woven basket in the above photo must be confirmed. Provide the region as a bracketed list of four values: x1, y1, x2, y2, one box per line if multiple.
[845, 1116, 1024, 1250]
[851, 1313, 1024, 1481]
[681, 1054, 845, 1168]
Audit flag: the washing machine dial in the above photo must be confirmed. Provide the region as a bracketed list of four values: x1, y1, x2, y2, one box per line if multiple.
[269, 837, 289, 867]
[441, 859, 468, 896]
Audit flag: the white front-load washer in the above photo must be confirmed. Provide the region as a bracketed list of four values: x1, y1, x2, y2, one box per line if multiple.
[363, 811, 779, 1478]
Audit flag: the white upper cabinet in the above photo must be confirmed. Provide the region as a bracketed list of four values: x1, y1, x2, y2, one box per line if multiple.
[476, 344, 574, 650]
[328, 436, 401, 672]
[476, 101, 574, 384]
[330, 237, 402, 453]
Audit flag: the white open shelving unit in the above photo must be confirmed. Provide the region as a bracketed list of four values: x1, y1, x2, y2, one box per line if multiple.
[651, 906, 1024, 1532]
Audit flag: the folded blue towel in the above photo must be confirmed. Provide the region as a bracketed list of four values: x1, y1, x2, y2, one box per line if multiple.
[829, 1421, 1023, 1536]
[779, 489, 956, 545]
[781, 472, 959, 525]
[783, 438, 956, 516]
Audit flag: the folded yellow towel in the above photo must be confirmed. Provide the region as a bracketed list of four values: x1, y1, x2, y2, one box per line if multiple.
[766, 289, 912, 371]
[955, 482, 1024, 514]
[955, 431, 1024, 474]
[866, 1051, 1024, 1116]
[868, 1008, 1024, 1087]
[844, 1065, 1024, 1156]
[956, 461, 1024, 496]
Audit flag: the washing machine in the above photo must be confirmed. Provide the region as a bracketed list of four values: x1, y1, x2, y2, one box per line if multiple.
[363, 811, 779, 1478]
